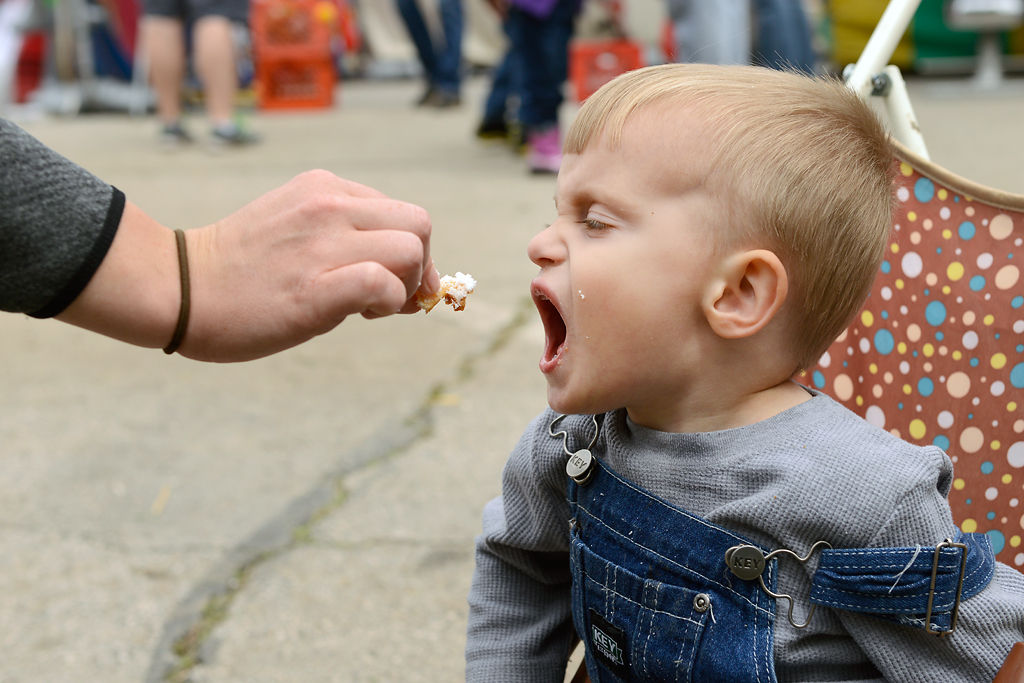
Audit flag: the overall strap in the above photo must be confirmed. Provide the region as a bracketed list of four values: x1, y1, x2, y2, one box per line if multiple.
[809, 531, 996, 635]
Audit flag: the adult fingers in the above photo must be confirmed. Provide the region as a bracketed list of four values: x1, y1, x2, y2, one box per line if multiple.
[333, 196, 433, 279]
[394, 257, 440, 315]
[420, 256, 440, 294]
[333, 196, 431, 240]
[292, 169, 389, 201]
[332, 229, 426, 298]
[315, 261, 410, 323]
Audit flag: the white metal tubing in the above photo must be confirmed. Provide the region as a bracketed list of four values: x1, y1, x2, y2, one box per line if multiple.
[881, 65, 930, 159]
[846, 0, 923, 98]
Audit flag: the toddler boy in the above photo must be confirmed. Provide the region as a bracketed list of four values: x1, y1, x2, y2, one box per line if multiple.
[465, 64, 1024, 681]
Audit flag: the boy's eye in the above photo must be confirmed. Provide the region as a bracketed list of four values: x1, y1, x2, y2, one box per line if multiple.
[580, 218, 611, 232]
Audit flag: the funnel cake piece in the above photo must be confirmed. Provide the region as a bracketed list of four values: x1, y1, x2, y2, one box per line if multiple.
[416, 272, 477, 313]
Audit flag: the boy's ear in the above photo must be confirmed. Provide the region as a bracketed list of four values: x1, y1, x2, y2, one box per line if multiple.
[702, 249, 789, 339]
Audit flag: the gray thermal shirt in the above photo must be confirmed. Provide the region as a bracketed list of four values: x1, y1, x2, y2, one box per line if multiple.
[1, 118, 124, 317]
[466, 391, 1024, 682]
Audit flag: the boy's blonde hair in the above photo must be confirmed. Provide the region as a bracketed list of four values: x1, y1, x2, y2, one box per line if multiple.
[566, 63, 895, 370]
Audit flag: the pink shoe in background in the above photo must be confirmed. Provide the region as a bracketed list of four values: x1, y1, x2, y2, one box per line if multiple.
[527, 126, 561, 174]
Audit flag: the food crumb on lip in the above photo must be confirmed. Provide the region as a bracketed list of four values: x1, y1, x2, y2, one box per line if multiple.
[416, 272, 477, 312]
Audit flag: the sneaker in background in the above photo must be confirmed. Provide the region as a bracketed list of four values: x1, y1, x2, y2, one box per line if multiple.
[160, 122, 193, 147]
[424, 89, 461, 108]
[475, 116, 509, 140]
[210, 122, 260, 147]
[415, 85, 437, 107]
[527, 126, 561, 174]
[476, 117, 526, 155]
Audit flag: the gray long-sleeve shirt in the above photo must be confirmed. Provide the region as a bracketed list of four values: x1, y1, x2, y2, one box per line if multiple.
[1, 118, 123, 317]
[466, 391, 1024, 681]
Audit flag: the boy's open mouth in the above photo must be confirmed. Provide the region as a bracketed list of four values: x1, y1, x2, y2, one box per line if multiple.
[533, 287, 567, 372]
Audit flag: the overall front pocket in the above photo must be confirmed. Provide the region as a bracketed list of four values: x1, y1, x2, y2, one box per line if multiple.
[570, 531, 712, 682]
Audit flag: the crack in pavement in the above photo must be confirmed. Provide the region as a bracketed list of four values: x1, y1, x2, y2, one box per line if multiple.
[145, 298, 534, 683]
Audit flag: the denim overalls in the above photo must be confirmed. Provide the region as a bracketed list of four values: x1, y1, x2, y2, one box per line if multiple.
[566, 454, 996, 682]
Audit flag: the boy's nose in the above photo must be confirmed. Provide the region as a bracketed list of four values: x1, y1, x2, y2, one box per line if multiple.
[527, 224, 564, 267]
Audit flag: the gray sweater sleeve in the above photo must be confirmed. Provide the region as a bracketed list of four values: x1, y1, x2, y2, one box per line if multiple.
[830, 446, 1024, 682]
[1, 118, 125, 317]
[465, 410, 578, 682]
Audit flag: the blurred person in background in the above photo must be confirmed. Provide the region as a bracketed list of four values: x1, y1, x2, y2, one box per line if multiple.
[475, 29, 523, 148]
[491, 0, 580, 174]
[395, 0, 464, 107]
[665, 0, 750, 65]
[141, 0, 259, 146]
[752, 0, 816, 73]
[665, 1, 817, 73]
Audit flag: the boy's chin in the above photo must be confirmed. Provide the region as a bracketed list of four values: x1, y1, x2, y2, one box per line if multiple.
[546, 390, 613, 418]
[546, 392, 576, 416]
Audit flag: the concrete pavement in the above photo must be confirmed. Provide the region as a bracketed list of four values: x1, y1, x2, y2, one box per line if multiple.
[2, 73, 1024, 683]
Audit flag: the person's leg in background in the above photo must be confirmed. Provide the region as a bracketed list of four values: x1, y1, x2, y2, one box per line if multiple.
[478, 46, 515, 135]
[432, 0, 463, 104]
[192, 0, 258, 144]
[395, 0, 440, 104]
[395, 0, 462, 107]
[508, 0, 576, 174]
[751, 0, 815, 74]
[193, 14, 236, 126]
[667, 0, 750, 65]
[476, 17, 522, 146]
[141, 0, 257, 146]
[141, 0, 191, 144]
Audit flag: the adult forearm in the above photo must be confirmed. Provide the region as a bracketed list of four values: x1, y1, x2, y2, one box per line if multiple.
[62, 170, 437, 362]
[55, 200, 180, 349]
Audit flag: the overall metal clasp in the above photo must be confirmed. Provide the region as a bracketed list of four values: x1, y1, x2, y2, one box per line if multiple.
[925, 538, 968, 636]
[550, 414, 601, 485]
[725, 540, 832, 629]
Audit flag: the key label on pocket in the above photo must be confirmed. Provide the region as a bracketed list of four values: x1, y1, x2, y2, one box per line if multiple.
[589, 609, 628, 676]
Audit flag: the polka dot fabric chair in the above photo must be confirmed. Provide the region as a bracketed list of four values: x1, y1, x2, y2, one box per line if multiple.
[809, 141, 1024, 569]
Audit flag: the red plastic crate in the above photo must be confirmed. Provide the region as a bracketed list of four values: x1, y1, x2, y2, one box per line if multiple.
[569, 39, 644, 103]
[251, 0, 331, 60]
[250, 0, 335, 109]
[256, 58, 334, 109]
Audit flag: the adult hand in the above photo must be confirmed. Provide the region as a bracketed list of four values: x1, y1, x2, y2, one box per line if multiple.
[59, 170, 439, 362]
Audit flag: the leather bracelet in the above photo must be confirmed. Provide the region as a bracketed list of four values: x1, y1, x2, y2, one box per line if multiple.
[163, 229, 190, 354]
